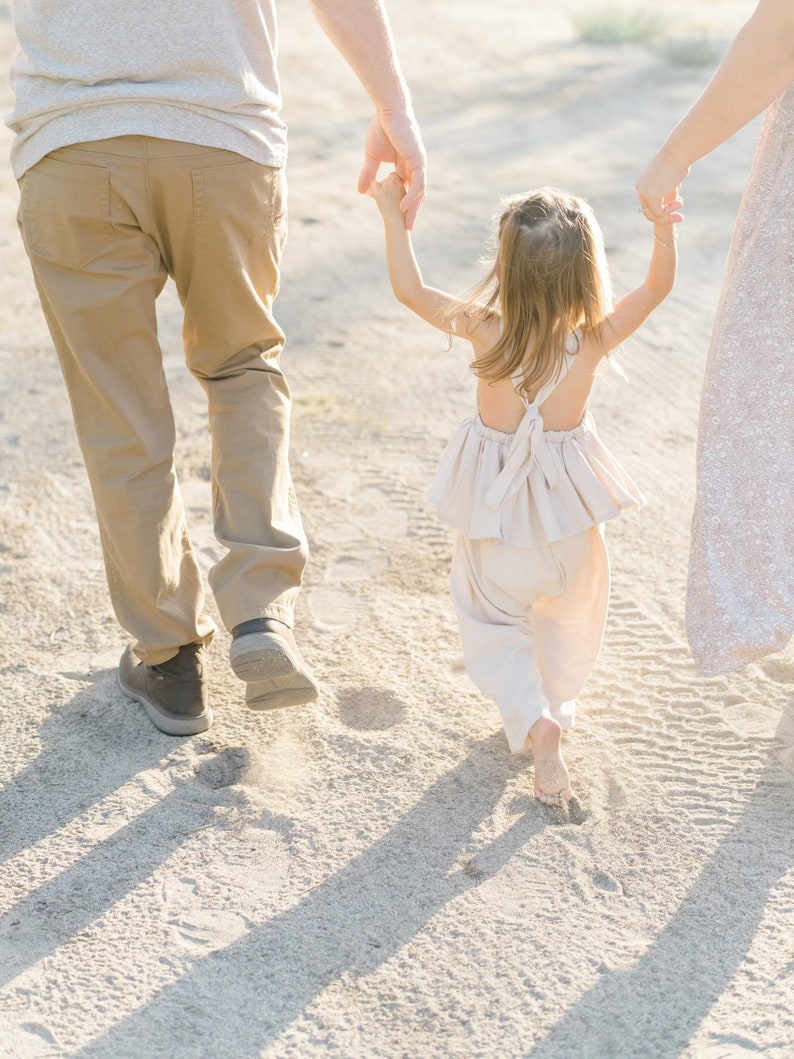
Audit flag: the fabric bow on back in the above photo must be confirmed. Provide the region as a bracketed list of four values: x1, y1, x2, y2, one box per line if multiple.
[484, 405, 558, 512]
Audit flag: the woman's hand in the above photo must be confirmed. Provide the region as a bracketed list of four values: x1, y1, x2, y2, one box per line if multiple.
[636, 152, 688, 223]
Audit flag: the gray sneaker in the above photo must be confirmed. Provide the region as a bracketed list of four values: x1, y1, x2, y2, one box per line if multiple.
[230, 618, 319, 711]
[118, 643, 213, 735]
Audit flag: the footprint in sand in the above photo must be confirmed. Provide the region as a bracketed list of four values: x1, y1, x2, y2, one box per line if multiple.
[313, 520, 364, 545]
[193, 746, 255, 789]
[722, 699, 782, 740]
[757, 655, 794, 685]
[163, 825, 287, 942]
[307, 584, 366, 630]
[307, 548, 389, 630]
[337, 685, 408, 731]
[358, 504, 409, 540]
[318, 469, 360, 502]
[170, 905, 249, 952]
[3, 1023, 61, 1058]
[591, 869, 624, 894]
[205, 831, 289, 895]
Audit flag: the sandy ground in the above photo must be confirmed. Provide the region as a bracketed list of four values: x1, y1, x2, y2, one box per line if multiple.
[2, 1, 794, 1056]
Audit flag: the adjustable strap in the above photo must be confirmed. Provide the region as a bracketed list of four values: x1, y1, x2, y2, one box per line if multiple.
[483, 406, 557, 511]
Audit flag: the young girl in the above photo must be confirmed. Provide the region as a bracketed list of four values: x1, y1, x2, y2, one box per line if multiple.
[369, 176, 677, 806]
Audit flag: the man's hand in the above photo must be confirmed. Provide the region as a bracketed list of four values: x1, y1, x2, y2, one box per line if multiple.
[308, 0, 427, 227]
[358, 111, 426, 229]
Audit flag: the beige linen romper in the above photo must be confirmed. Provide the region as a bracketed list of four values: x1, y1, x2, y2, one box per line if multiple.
[429, 345, 643, 753]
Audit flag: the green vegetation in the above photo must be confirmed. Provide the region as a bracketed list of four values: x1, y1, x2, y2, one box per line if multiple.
[657, 36, 725, 67]
[574, 7, 665, 46]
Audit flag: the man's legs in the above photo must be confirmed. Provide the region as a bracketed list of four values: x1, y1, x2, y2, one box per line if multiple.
[142, 141, 314, 708]
[18, 137, 315, 723]
[17, 141, 215, 670]
[147, 145, 307, 630]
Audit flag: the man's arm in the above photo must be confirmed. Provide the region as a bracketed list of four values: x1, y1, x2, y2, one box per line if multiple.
[308, 0, 426, 228]
[636, 0, 794, 220]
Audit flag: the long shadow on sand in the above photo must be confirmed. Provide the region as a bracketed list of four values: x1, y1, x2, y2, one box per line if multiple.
[0, 670, 177, 864]
[72, 733, 547, 1058]
[526, 707, 794, 1059]
[0, 672, 225, 986]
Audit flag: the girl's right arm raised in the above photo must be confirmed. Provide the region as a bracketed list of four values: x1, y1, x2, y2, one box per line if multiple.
[368, 173, 484, 339]
[599, 221, 678, 353]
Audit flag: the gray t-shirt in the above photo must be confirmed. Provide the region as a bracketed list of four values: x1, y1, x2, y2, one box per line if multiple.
[6, 0, 287, 178]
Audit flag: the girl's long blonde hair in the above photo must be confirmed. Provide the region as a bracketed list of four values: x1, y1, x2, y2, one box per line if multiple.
[466, 187, 613, 399]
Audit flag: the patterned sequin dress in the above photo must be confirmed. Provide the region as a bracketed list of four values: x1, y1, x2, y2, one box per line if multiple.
[686, 83, 794, 675]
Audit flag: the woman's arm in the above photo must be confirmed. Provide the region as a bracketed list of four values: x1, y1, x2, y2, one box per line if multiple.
[636, 0, 794, 220]
[308, 0, 427, 228]
[600, 223, 678, 350]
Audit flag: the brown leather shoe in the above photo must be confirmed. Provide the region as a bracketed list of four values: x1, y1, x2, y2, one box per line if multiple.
[118, 643, 213, 735]
[230, 618, 319, 711]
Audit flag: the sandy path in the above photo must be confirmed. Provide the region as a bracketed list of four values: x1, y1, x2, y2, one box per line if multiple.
[1, 2, 793, 1056]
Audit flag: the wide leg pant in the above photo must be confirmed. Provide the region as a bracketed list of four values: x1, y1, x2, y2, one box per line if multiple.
[17, 136, 307, 664]
[450, 525, 609, 752]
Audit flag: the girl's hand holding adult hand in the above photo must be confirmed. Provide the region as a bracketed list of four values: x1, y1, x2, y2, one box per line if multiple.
[367, 170, 408, 219]
[358, 111, 426, 230]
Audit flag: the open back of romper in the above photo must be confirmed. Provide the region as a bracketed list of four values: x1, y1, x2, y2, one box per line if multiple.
[428, 332, 644, 548]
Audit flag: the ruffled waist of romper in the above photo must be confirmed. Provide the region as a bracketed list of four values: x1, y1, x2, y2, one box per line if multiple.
[427, 407, 645, 548]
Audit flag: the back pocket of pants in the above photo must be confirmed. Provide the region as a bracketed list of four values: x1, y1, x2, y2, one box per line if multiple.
[21, 156, 113, 270]
[192, 160, 284, 269]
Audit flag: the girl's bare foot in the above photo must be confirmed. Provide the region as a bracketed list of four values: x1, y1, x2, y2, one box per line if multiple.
[529, 715, 572, 807]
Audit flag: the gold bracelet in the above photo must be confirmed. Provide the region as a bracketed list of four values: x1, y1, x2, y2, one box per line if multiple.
[654, 232, 677, 248]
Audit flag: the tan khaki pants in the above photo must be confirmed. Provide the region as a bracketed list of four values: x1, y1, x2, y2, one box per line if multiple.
[17, 136, 307, 664]
[451, 526, 609, 753]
